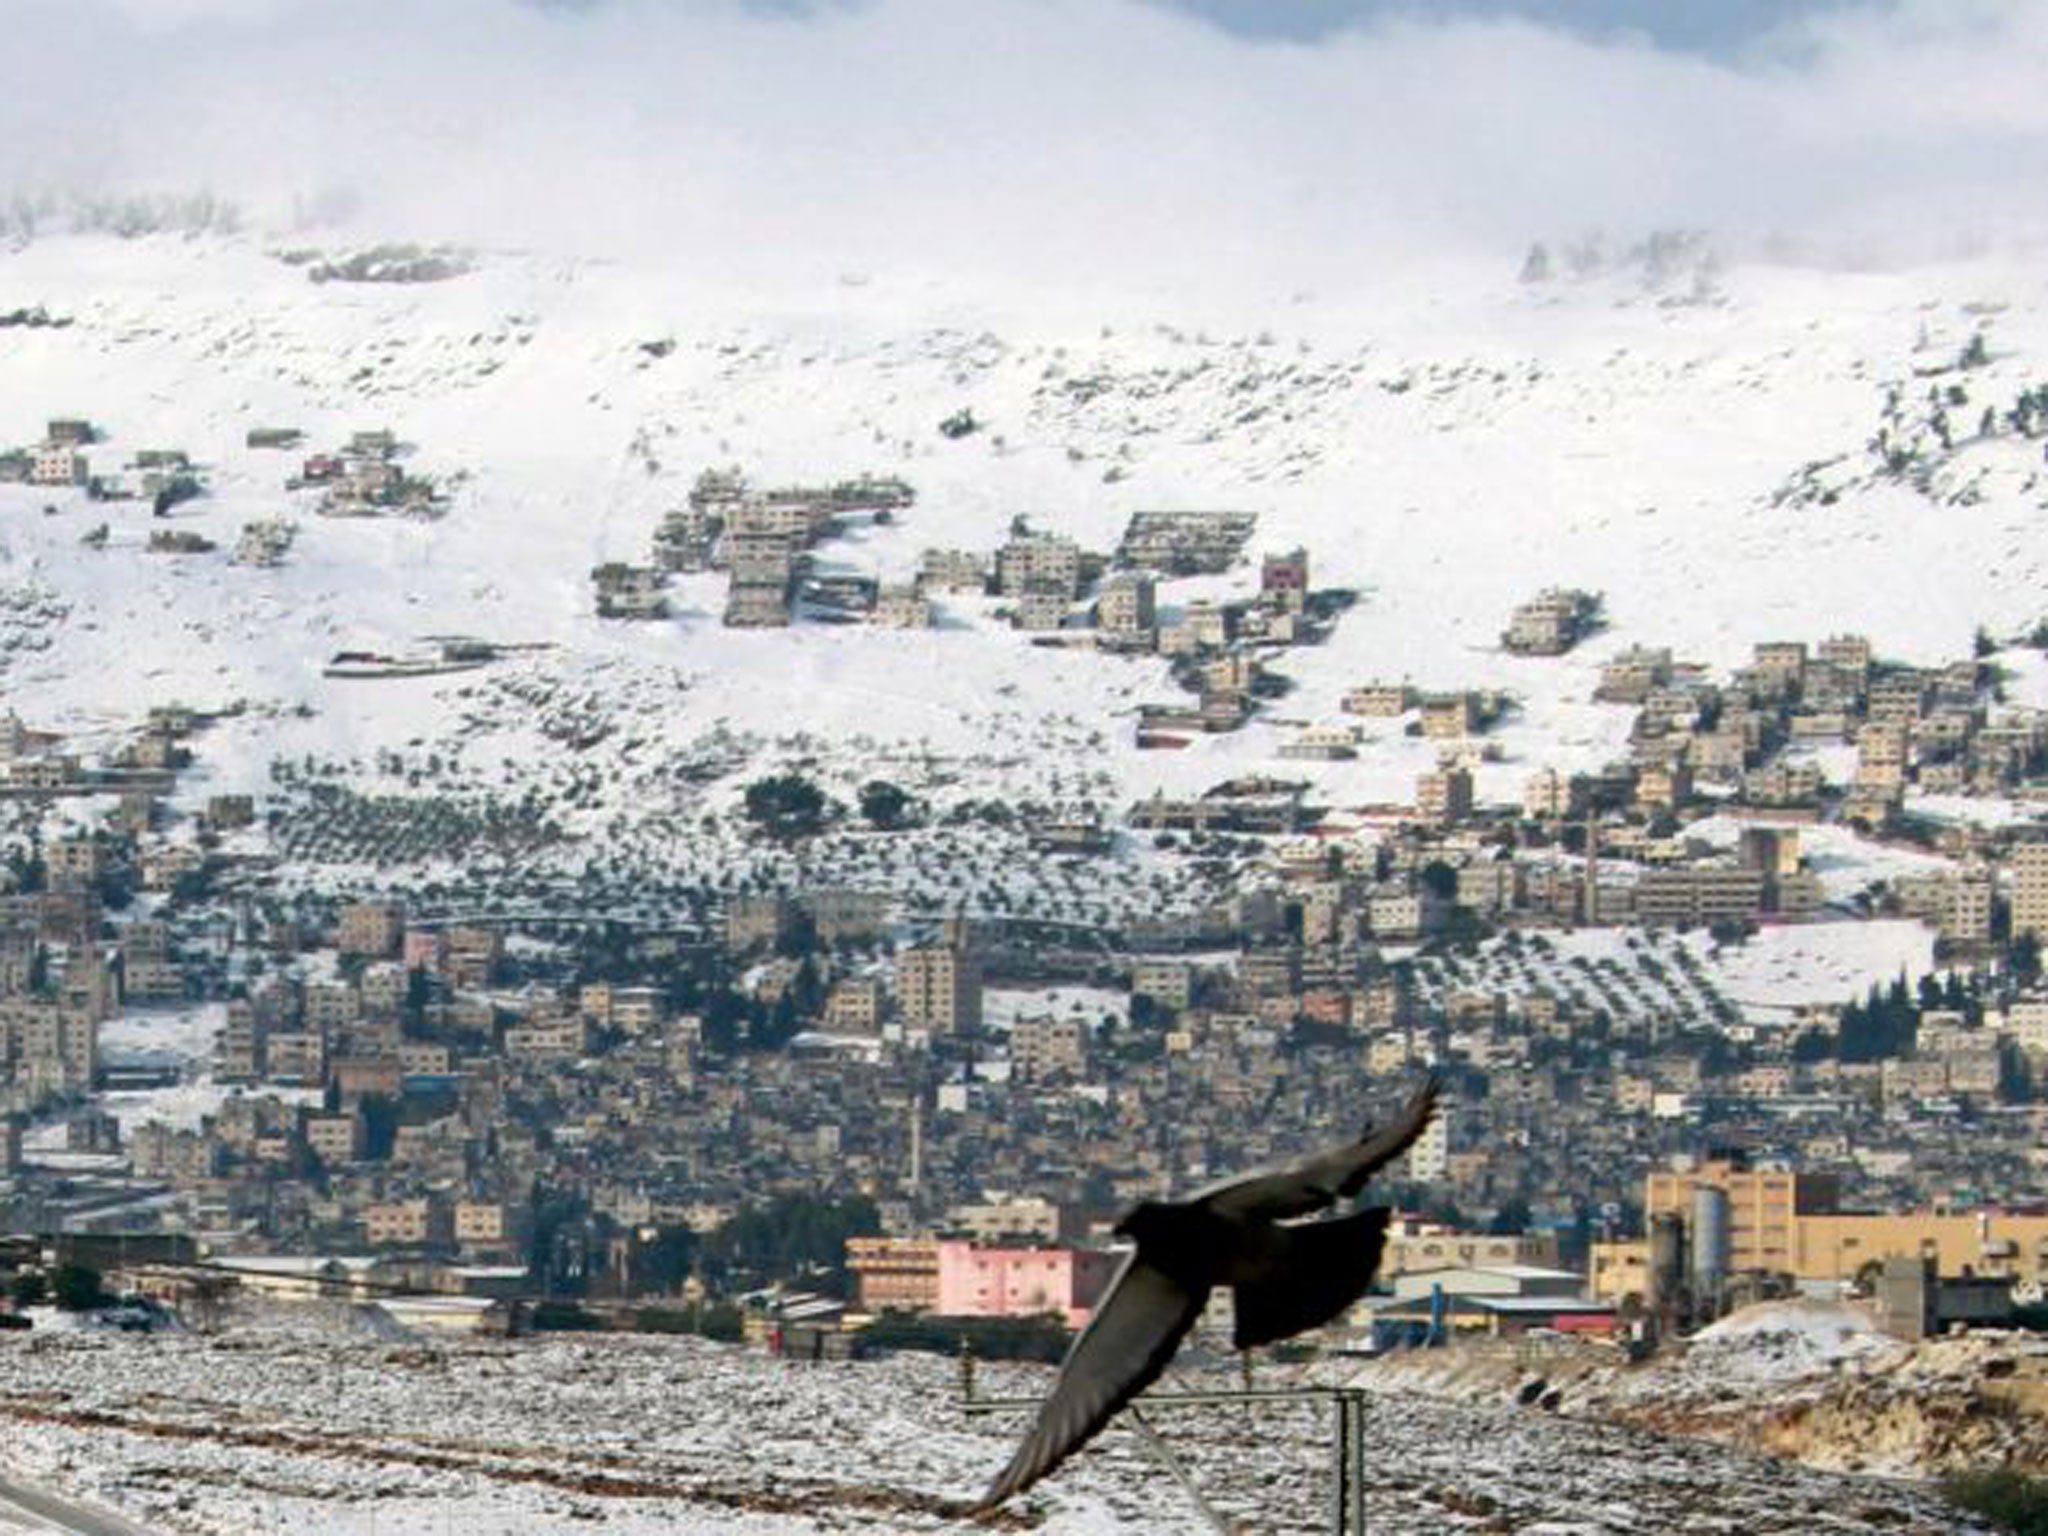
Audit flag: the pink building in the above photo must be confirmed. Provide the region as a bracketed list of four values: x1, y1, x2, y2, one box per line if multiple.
[935, 1241, 1118, 1328]
[402, 930, 444, 972]
[1261, 547, 1309, 593]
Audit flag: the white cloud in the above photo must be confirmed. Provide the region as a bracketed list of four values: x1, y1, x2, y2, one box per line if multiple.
[2, 0, 2045, 300]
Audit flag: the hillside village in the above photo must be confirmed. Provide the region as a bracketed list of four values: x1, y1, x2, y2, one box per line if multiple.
[0, 235, 2043, 1509]
[2, 381, 2048, 1368]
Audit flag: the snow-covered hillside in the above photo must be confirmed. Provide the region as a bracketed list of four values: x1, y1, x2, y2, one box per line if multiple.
[2, 233, 2045, 913]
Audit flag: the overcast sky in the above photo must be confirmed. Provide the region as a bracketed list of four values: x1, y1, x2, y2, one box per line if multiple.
[3, 0, 2044, 300]
[1155, 0, 1865, 55]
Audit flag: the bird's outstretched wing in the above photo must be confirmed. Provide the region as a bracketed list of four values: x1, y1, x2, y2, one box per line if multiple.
[1232, 1205, 1391, 1349]
[1198, 1074, 1439, 1222]
[974, 1251, 1209, 1511]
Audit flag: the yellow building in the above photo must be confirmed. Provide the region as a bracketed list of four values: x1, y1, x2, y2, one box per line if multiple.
[846, 1236, 941, 1313]
[1590, 1239, 1649, 1302]
[1793, 1211, 2048, 1285]
[897, 945, 982, 1035]
[1645, 1157, 1839, 1276]
[1386, 1223, 1560, 1277]
[2014, 843, 2048, 946]
[1633, 1154, 2048, 1292]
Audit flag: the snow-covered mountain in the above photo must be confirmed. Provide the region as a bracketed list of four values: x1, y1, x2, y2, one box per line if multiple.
[3, 232, 2044, 914]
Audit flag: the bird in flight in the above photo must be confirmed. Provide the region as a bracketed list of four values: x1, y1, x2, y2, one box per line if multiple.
[974, 1074, 1439, 1511]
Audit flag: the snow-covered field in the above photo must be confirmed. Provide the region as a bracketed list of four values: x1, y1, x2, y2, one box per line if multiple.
[0, 1314, 1989, 1534]
[95, 1004, 225, 1070]
[1389, 919, 1932, 1039]
[1692, 920, 1936, 1014]
[981, 987, 1127, 1033]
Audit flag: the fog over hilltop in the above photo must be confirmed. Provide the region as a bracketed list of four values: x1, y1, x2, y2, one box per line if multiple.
[2, 0, 2046, 304]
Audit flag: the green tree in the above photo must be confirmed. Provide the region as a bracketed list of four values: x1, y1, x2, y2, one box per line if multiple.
[1418, 861, 1459, 901]
[527, 1184, 594, 1296]
[699, 1193, 881, 1296]
[51, 1264, 108, 1311]
[2016, 933, 2043, 987]
[5, 844, 45, 894]
[700, 987, 757, 1052]
[356, 1093, 400, 1160]
[773, 906, 820, 960]
[858, 779, 913, 831]
[1941, 1468, 2048, 1535]
[789, 956, 824, 1016]
[633, 1226, 698, 1295]
[760, 987, 803, 1049]
[1487, 1198, 1534, 1236]
[743, 773, 828, 841]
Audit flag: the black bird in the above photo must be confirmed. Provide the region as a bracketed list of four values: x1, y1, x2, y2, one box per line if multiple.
[974, 1074, 1439, 1511]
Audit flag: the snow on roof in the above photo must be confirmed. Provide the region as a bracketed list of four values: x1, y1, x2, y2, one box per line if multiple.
[1465, 1295, 1613, 1314]
[375, 1295, 503, 1315]
[777, 1297, 847, 1322]
[212, 1255, 381, 1275]
[1400, 1263, 1584, 1283]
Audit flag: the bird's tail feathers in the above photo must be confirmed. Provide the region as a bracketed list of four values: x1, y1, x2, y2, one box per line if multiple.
[1231, 1206, 1390, 1350]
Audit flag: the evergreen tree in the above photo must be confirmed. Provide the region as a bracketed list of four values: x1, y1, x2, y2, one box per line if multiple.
[742, 773, 828, 841]
[858, 779, 913, 831]
[51, 1264, 108, 1311]
[2016, 933, 2043, 986]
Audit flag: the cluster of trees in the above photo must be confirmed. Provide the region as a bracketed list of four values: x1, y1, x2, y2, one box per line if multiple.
[522, 1190, 881, 1303]
[696, 1192, 881, 1297]
[8, 1264, 110, 1311]
[1808, 970, 1987, 1064]
[743, 774, 828, 841]
[2001, 382, 2048, 439]
[741, 774, 921, 841]
[0, 190, 241, 243]
[689, 961, 824, 1053]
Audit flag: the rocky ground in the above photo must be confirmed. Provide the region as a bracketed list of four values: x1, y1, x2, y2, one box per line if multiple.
[0, 1305, 1992, 1534]
[1358, 1298, 2048, 1491]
